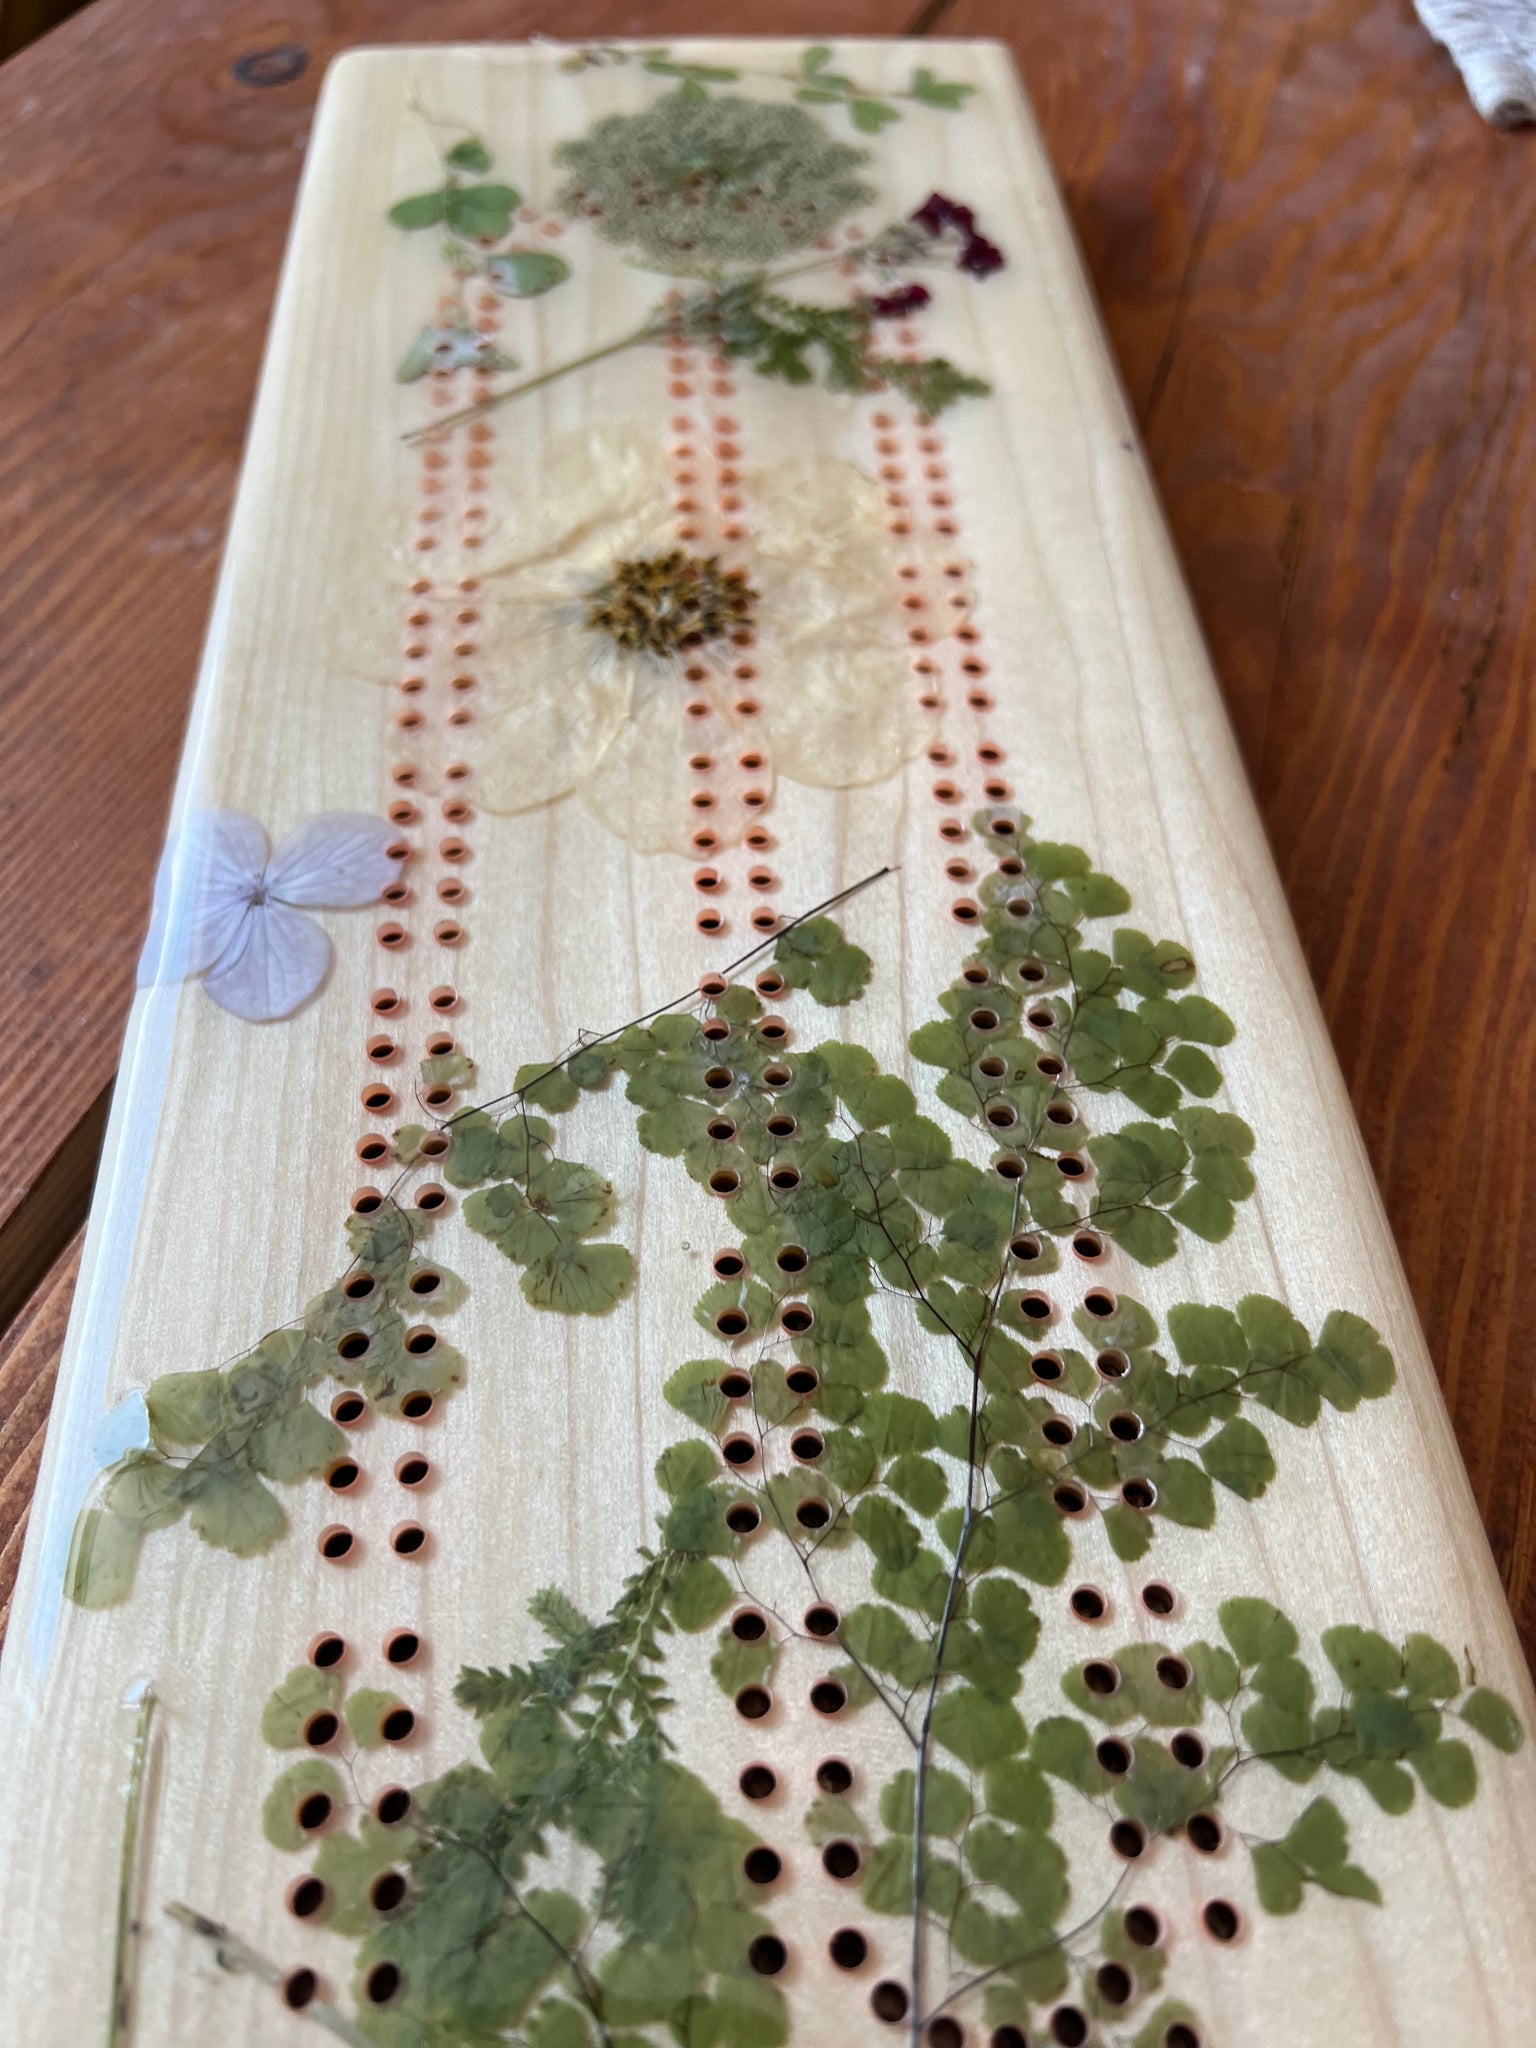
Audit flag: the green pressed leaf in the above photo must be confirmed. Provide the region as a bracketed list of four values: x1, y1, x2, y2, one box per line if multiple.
[445, 181, 520, 239]
[261, 1663, 342, 1748]
[656, 1439, 719, 1499]
[488, 250, 572, 297]
[1163, 1044, 1222, 1097]
[1252, 1841, 1305, 1915]
[880, 1766, 972, 1835]
[1219, 1597, 1298, 1665]
[345, 1688, 405, 1750]
[1353, 1692, 1427, 1757]
[711, 1625, 774, 1697]
[907, 65, 974, 109]
[520, 1242, 634, 1313]
[183, 1465, 285, 1557]
[663, 1358, 729, 1433]
[982, 1756, 1053, 1831]
[1411, 1737, 1477, 1807]
[389, 189, 447, 229]
[146, 1369, 224, 1444]
[1199, 1417, 1275, 1499]
[930, 1686, 1026, 1769]
[262, 1759, 342, 1851]
[1321, 1626, 1403, 1695]
[667, 1557, 733, 1631]
[249, 1401, 346, 1483]
[1168, 1183, 1236, 1242]
[446, 136, 493, 171]
[1402, 1633, 1461, 1700]
[1461, 1686, 1524, 1754]
[1167, 1304, 1247, 1369]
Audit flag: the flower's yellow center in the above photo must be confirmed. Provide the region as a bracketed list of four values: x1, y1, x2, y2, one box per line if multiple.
[586, 551, 757, 658]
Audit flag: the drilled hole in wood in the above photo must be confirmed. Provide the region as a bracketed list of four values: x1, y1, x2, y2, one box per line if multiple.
[1051, 2005, 1090, 2046]
[303, 1710, 339, 1749]
[1108, 1411, 1143, 1443]
[735, 1685, 772, 1720]
[390, 1523, 427, 1557]
[829, 1928, 868, 1970]
[739, 1763, 776, 1799]
[1040, 1415, 1074, 1447]
[318, 1527, 355, 1562]
[726, 1503, 761, 1535]
[309, 1632, 347, 1669]
[1095, 1737, 1131, 1776]
[395, 1454, 431, 1488]
[1171, 1731, 1207, 1769]
[1108, 1820, 1146, 1861]
[365, 1963, 402, 2006]
[1186, 1812, 1224, 1854]
[1096, 1349, 1130, 1380]
[1141, 1581, 1176, 1616]
[810, 1679, 847, 1715]
[744, 1846, 782, 1885]
[287, 1876, 329, 1920]
[796, 1498, 831, 1531]
[872, 1983, 909, 2023]
[330, 1393, 367, 1428]
[790, 1429, 823, 1462]
[748, 1936, 786, 1977]
[374, 1787, 412, 1827]
[1124, 1906, 1163, 1949]
[1120, 1477, 1157, 1511]
[281, 1968, 318, 2011]
[1069, 1586, 1106, 1622]
[721, 1434, 758, 1468]
[1030, 1351, 1063, 1384]
[325, 1459, 360, 1493]
[822, 1839, 861, 1880]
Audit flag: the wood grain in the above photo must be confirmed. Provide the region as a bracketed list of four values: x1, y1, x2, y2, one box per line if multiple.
[0, 39, 1532, 2046]
[0, 1232, 79, 1644]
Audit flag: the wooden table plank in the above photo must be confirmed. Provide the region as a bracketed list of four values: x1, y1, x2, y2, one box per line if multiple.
[1, 0, 1533, 1678]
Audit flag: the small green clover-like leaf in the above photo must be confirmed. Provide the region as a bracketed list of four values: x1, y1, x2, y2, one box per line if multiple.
[907, 66, 975, 109]
[261, 1663, 342, 1748]
[249, 1400, 346, 1484]
[446, 136, 493, 172]
[389, 189, 447, 230]
[488, 250, 572, 297]
[849, 98, 900, 133]
[445, 181, 520, 239]
[1402, 1633, 1461, 1700]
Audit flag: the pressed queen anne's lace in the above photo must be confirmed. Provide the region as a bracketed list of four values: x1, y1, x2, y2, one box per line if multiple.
[555, 90, 876, 272]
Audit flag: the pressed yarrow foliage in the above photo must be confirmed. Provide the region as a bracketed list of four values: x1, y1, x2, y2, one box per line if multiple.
[236, 812, 1519, 2047]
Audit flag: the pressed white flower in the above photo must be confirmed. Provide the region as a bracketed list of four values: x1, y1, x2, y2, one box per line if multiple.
[468, 422, 953, 855]
[155, 810, 400, 1022]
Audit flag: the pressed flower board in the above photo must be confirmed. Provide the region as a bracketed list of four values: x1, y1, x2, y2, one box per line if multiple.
[0, 35, 1532, 2048]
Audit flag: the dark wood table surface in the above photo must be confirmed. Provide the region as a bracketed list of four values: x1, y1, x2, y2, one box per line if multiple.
[2, 0, 1532, 1660]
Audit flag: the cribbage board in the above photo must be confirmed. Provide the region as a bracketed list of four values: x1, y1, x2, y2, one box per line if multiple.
[0, 38, 1531, 2048]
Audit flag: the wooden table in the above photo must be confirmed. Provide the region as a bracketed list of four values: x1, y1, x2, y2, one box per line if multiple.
[1, 0, 1532, 1663]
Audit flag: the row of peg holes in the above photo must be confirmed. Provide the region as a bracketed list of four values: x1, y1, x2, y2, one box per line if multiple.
[283, 325, 502, 2024]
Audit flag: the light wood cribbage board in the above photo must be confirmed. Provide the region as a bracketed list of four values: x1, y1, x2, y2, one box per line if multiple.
[1, 38, 1532, 2048]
